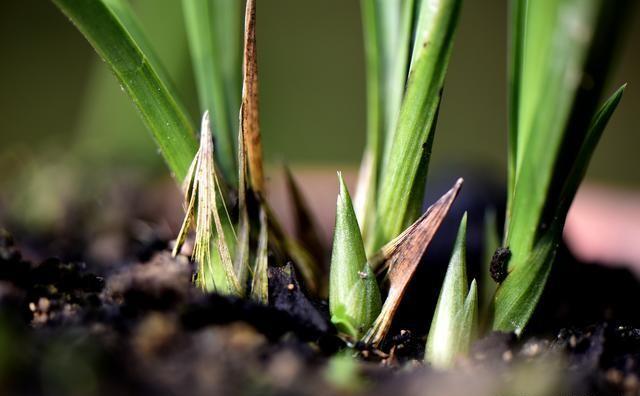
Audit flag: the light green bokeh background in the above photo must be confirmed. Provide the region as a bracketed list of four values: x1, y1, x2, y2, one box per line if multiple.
[0, 0, 638, 192]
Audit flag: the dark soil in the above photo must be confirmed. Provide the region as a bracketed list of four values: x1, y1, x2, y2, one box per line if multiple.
[1, 226, 640, 396]
[0, 175, 638, 396]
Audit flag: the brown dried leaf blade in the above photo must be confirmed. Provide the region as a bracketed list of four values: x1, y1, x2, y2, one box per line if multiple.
[240, 0, 264, 196]
[363, 178, 463, 346]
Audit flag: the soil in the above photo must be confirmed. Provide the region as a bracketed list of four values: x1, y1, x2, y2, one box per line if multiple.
[0, 179, 639, 396]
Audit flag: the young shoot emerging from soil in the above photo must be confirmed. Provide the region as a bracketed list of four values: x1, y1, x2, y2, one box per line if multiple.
[425, 213, 478, 368]
[329, 173, 381, 339]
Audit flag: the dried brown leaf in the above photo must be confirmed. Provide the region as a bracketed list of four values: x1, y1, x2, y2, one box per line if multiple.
[240, 0, 264, 196]
[363, 178, 463, 346]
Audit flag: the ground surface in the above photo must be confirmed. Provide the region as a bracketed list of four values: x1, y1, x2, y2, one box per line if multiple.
[1, 226, 640, 396]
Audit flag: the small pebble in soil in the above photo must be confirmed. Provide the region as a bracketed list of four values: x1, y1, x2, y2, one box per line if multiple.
[490, 247, 511, 283]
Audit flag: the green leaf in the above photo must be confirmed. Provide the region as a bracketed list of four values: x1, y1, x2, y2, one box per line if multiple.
[507, 0, 595, 263]
[493, 86, 625, 334]
[553, 85, 626, 222]
[493, 231, 557, 335]
[457, 279, 478, 355]
[52, 0, 197, 181]
[371, 0, 463, 252]
[400, 102, 441, 230]
[506, 0, 527, 212]
[356, 0, 416, 243]
[506, 0, 626, 268]
[480, 210, 499, 327]
[497, 0, 627, 333]
[330, 172, 381, 339]
[426, 213, 477, 368]
[183, 0, 241, 185]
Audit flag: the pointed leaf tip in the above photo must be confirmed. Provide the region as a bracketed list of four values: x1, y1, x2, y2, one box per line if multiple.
[330, 171, 380, 338]
[458, 278, 478, 353]
[426, 213, 477, 369]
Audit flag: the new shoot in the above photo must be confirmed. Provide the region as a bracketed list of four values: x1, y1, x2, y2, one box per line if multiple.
[329, 173, 381, 339]
[426, 213, 478, 368]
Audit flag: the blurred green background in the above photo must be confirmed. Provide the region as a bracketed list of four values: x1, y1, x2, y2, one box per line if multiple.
[0, 0, 638, 229]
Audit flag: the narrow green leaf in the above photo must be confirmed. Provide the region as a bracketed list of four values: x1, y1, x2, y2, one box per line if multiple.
[101, 0, 174, 87]
[372, 0, 463, 252]
[493, 231, 557, 335]
[507, 0, 595, 262]
[381, 0, 416, 143]
[480, 209, 499, 326]
[497, 0, 627, 333]
[356, 0, 383, 236]
[356, 0, 416, 243]
[400, 102, 440, 230]
[330, 172, 381, 339]
[458, 279, 478, 354]
[506, 0, 527, 216]
[206, 234, 236, 294]
[51, 0, 197, 181]
[426, 213, 469, 368]
[251, 207, 269, 304]
[182, 0, 242, 185]
[493, 86, 625, 334]
[553, 85, 626, 222]
[506, 0, 626, 268]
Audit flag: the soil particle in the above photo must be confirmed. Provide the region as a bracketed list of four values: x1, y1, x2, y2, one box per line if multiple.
[489, 247, 511, 283]
[268, 263, 333, 338]
[106, 251, 191, 313]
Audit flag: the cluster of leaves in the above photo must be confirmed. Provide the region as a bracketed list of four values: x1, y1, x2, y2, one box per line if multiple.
[330, 0, 628, 367]
[52, 0, 323, 301]
[495, 0, 627, 334]
[53, 0, 628, 370]
[356, 0, 463, 255]
[329, 0, 466, 344]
